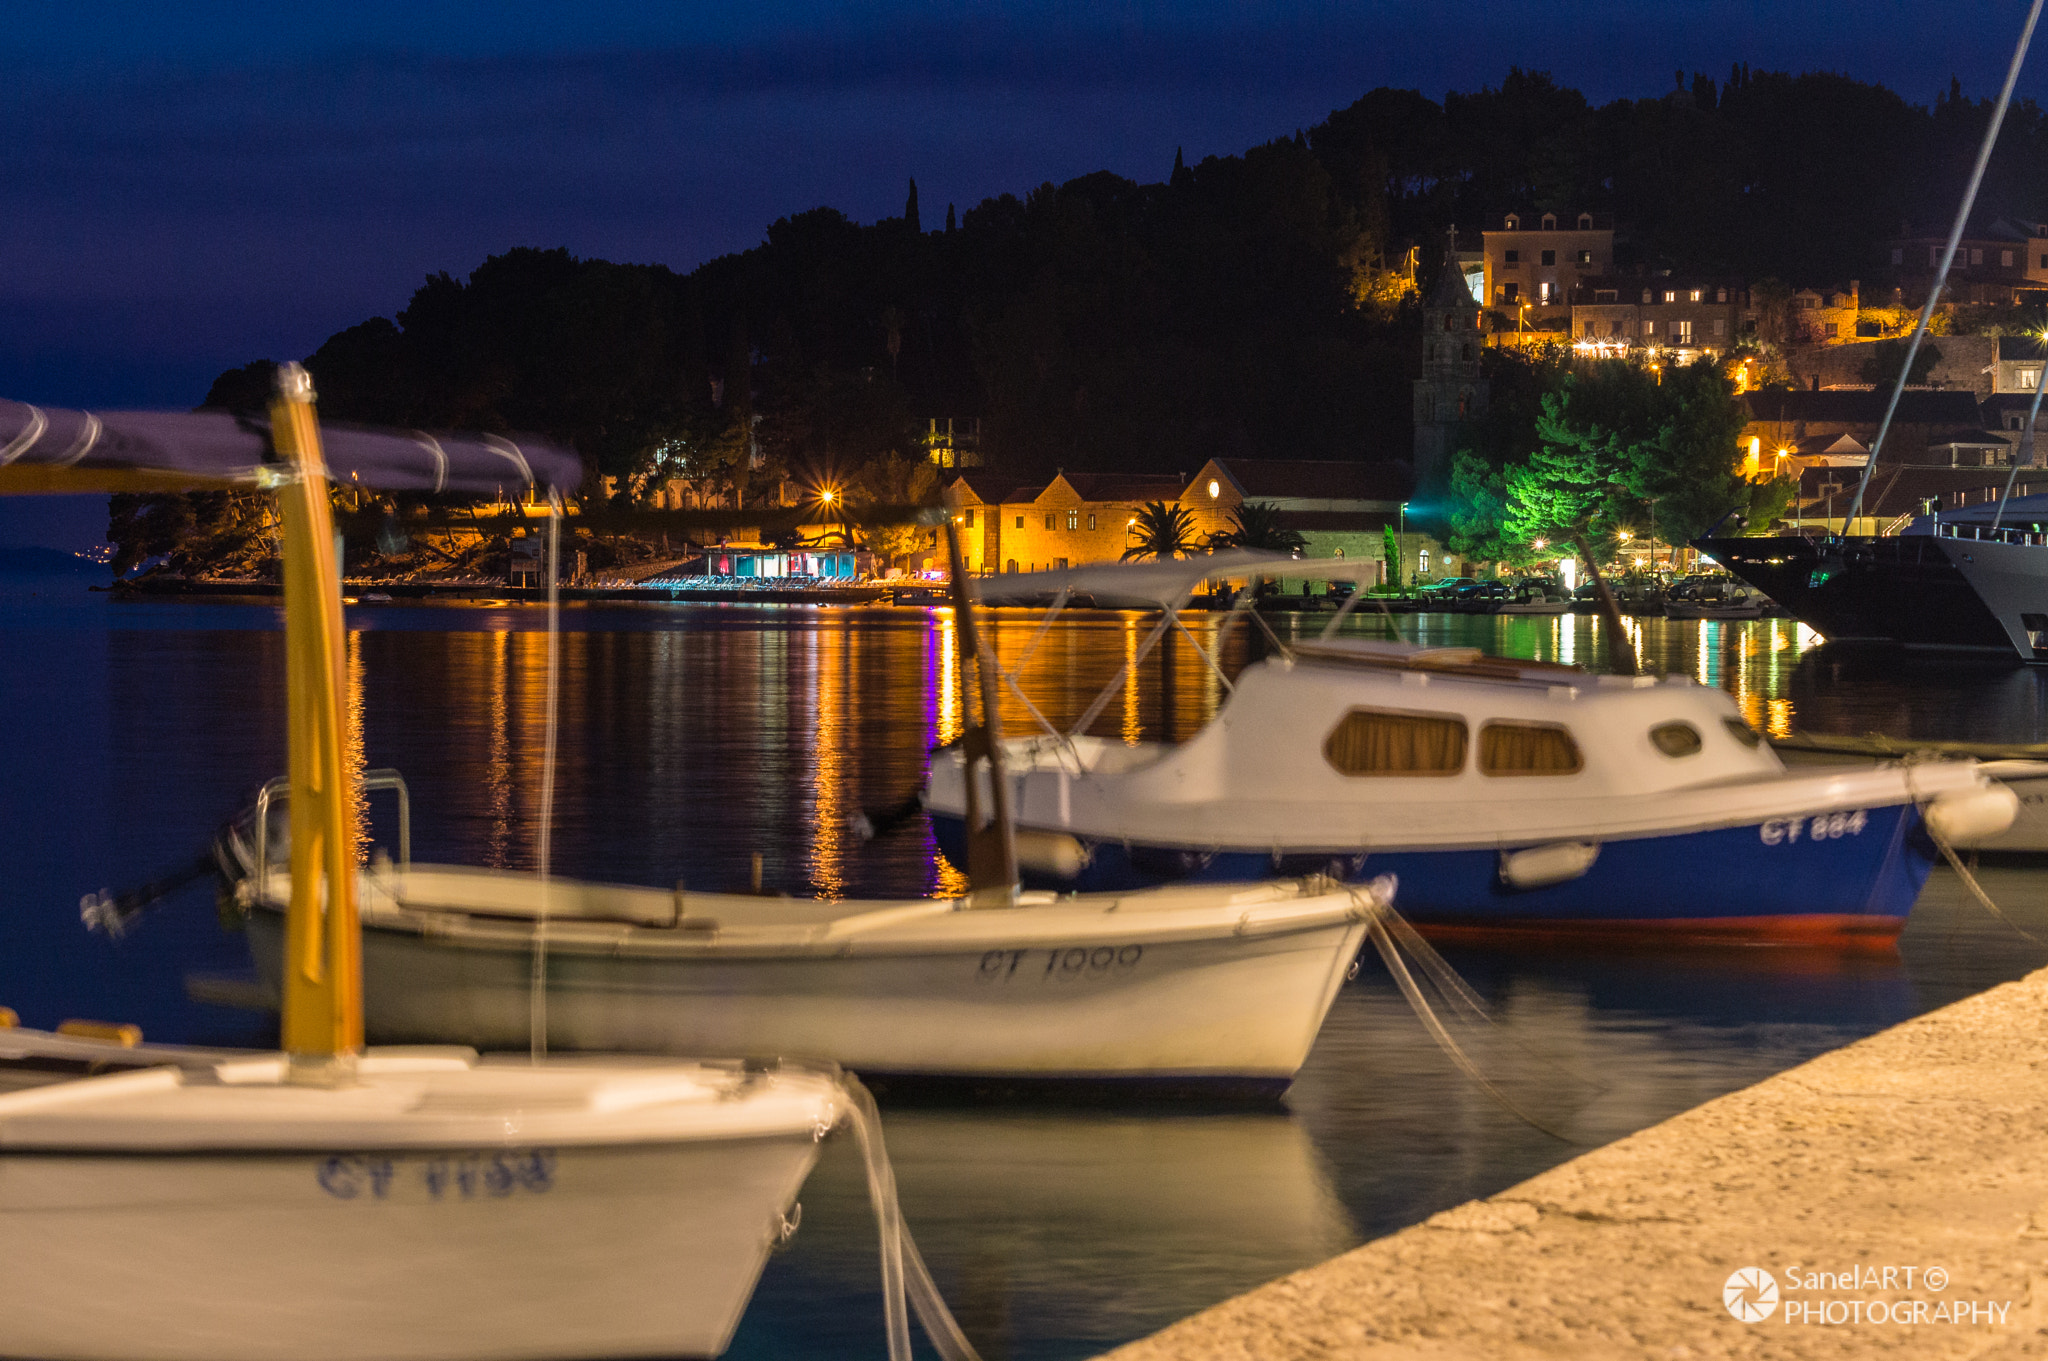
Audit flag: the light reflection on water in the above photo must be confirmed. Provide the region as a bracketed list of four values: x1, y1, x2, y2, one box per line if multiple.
[3, 582, 2047, 1360]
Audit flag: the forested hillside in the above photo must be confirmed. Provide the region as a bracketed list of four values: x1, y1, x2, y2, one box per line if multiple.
[200, 67, 2048, 500]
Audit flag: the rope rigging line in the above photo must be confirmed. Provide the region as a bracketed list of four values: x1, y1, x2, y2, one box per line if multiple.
[1845, 0, 2045, 527]
[530, 491, 563, 1062]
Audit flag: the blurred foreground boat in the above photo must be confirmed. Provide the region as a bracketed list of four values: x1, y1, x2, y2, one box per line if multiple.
[922, 557, 2017, 947]
[0, 378, 847, 1361]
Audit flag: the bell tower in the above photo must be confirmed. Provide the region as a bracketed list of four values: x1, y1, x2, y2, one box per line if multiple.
[1412, 226, 1488, 491]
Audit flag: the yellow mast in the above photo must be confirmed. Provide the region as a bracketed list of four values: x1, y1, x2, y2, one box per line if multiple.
[270, 364, 363, 1080]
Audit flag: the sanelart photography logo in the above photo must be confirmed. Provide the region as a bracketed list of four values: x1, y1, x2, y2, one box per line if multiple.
[1725, 1268, 1780, 1323]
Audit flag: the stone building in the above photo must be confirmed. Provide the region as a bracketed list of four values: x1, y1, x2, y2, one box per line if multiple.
[1481, 211, 1614, 328]
[1412, 237, 1489, 492]
[1885, 217, 2048, 305]
[1569, 276, 1745, 357]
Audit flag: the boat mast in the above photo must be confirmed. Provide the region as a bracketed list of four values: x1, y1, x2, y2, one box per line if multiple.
[272, 363, 364, 1082]
[943, 519, 1018, 905]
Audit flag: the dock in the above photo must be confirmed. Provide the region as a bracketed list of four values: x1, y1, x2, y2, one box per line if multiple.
[1102, 963, 2048, 1358]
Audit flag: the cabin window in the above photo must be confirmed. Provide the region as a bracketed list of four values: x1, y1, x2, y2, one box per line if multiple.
[1650, 722, 1703, 757]
[1477, 722, 1583, 776]
[1723, 718, 1763, 749]
[1323, 709, 1468, 777]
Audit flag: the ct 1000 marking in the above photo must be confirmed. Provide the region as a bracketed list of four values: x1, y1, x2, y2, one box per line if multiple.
[976, 945, 1143, 981]
[1760, 810, 1868, 845]
[317, 1150, 557, 1200]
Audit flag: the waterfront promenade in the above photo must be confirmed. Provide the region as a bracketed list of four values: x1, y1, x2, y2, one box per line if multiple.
[1104, 962, 2048, 1359]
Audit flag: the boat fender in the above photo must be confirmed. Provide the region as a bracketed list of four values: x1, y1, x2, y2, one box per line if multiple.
[1924, 785, 2020, 846]
[1498, 841, 1600, 891]
[1014, 830, 1091, 880]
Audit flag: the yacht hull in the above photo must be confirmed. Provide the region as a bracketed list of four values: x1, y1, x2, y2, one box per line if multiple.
[1698, 535, 2012, 653]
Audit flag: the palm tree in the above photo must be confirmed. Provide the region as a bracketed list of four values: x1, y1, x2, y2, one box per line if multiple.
[1121, 501, 1202, 560]
[1208, 500, 1306, 554]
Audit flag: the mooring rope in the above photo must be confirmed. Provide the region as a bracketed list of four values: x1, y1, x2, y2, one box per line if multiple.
[530, 490, 563, 1062]
[1349, 886, 1576, 1143]
[840, 1073, 983, 1361]
[1930, 829, 2048, 948]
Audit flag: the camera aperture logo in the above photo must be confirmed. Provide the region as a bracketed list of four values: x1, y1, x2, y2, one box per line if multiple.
[1722, 1262, 2013, 1327]
[1724, 1268, 1779, 1323]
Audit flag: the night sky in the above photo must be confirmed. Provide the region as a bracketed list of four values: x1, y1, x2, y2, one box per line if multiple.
[2, 1, 2044, 548]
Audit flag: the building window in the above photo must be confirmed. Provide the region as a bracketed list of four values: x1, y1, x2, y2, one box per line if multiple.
[1644, 320, 1656, 337]
[1971, 248, 1984, 265]
[1716, 288, 1728, 303]
[1501, 282, 1519, 301]
[1539, 281, 1553, 302]
[1930, 246, 1941, 267]
[2003, 250, 2016, 268]
[1713, 318, 1727, 336]
[1044, 513, 1055, 530]
[1823, 323, 1837, 338]
[1689, 289, 1702, 302]
[1577, 213, 1593, 229]
[1583, 322, 1596, 337]
[1066, 509, 1078, 531]
[1594, 289, 1616, 302]
[1504, 249, 1520, 264]
[1541, 213, 1556, 229]
[1662, 290, 1677, 303]
[1676, 320, 1694, 343]
[1541, 249, 1556, 266]
[1504, 214, 1519, 230]
[963, 508, 975, 528]
[2023, 368, 2042, 391]
[1088, 513, 1097, 530]
[1609, 321, 1624, 338]
[1891, 247, 1903, 265]
[1576, 249, 1592, 264]
[1478, 722, 1583, 776]
[1015, 516, 1024, 530]
[1323, 709, 1468, 777]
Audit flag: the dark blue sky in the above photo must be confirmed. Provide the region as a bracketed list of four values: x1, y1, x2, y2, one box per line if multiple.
[1, 1, 2043, 548]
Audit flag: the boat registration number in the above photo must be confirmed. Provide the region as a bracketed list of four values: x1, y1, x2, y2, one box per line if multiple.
[1759, 810, 1868, 845]
[977, 945, 1143, 982]
[316, 1150, 557, 1201]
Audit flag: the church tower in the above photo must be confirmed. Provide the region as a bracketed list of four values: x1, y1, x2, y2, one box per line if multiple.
[1412, 227, 1488, 492]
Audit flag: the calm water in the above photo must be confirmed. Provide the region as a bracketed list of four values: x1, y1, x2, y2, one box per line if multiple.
[4, 575, 2048, 1360]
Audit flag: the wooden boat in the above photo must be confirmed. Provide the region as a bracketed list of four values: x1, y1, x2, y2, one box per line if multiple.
[0, 375, 843, 1361]
[213, 535, 1382, 1094]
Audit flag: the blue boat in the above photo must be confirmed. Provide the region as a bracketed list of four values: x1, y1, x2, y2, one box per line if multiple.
[927, 558, 2017, 947]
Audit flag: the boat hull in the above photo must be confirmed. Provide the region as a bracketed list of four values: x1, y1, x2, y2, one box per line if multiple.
[932, 804, 1932, 947]
[0, 1139, 816, 1361]
[245, 907, 1368, 1087]
[1698, 535, 2013, 653]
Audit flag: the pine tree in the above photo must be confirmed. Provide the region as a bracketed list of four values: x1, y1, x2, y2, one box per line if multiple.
[1171, 147, 1189, 186]
[945, 203, 956, 233]
[905, 178, 921, 233]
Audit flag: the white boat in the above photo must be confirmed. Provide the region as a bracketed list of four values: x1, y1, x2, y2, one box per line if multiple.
[230, 862, 1375, 1093]
[0, 373, 857, 1361]
[921, 556, 2017, 946]
[1662, 575, 1765, 620]
[0, 1037, 838, 1361]
[1773, 734, 2048, 855]
[1491, 579, 1570, 615]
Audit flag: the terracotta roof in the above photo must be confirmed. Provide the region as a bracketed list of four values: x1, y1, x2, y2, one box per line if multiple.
[1055, 473, 1187, 503]
[1212, 459, 1412, 502]
[946, 474, 1025, 505]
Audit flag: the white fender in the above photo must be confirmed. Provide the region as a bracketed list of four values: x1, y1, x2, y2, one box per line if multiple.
[1014, 829, 1091, 880]
[1924, 784, 2020, 847]
[1498, 841, 1600, 890]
